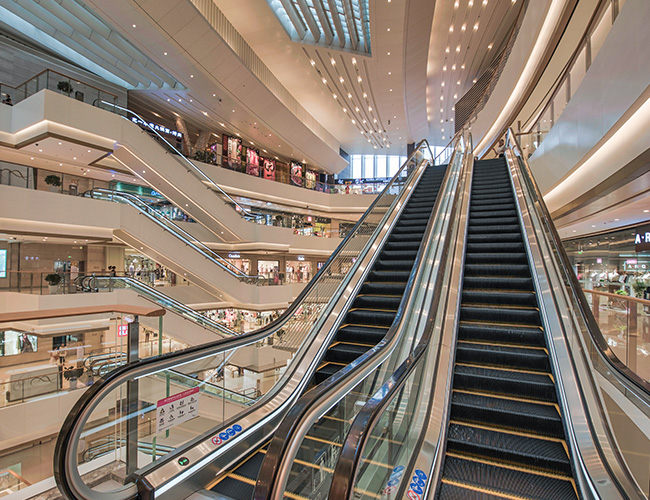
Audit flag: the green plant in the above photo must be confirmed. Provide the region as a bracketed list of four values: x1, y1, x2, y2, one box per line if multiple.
[57, 80, 74, 94]
[193, 150, 215, 164]
[44, 174, 61, 187]
[614, 289, 629, 296]
[44, 273, 62, 286]
[632, 280, 646, 298]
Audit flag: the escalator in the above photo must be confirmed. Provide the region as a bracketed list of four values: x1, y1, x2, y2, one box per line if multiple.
[209, 165, 448, 499]
[436, 157, 578, 499]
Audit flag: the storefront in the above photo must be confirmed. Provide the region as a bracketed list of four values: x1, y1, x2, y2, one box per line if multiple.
[564, 224, 650, 297]
[286, 257, 312, 283]
[257, 260, 281, 283]
[226, 253, 251, 274]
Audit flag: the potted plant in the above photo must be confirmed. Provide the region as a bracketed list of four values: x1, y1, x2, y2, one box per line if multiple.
[44, 174, 62, 192]
[45, 273, 61, 294]
[63, 366, 84, 389]
[57, 80, 74, 95]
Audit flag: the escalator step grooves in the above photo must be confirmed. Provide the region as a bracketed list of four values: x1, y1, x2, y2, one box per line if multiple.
[438, 158, 577, 499]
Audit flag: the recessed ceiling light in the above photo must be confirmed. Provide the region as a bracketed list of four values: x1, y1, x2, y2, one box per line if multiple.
[164, 52, 167, 55]
[39, 149, 42, 152]
[443, 65, 447, 71]
[644, 210, 650, 213]
[442, 82, 445, 87]
[58, 142, 62, 145]
[461, 23, 466, 32]
[445, 47, 450, 53]
[73, 157, 76, 160]
[30, 157, 34, 160]
[488, 43, 493, 50]
[456, 46, 461, 53]
[132, 24, 136, 28]
[449, 25, 454, 32]
[452, 64, 456, 70]
[352, 58, 357, 64]
[190, 75, 194, 78]
[310, 60, 315, 66]
[387, 28, 390, 32]
[389, 88, 393, 92]
[387, 52, 391, 55]
[331, 58, 336, 65]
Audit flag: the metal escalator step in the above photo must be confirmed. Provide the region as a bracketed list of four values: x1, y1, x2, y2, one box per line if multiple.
[383, 241, 421, 251]
[451, 391, 563, 438]
[359, 282, 407, 295]
[470, 210, 518, 219]
[380, 249, 419, 259]
[233, 450, 265, 480]
[462, 277, 533, 291]
[324, 343, 372, 364]
[466, 224, 521, 234]
[458, 322, 545, 346]
[314, 363, 343, 384]
[346, 309, 396, 327]
[367, 270, 411, 283]
[462, 289, 536, 306]
[453, 364, 557, 402]
[353, 295, 402, 310]
[447, 423, 572, 475]
[211, 475, 254, 500]
[455, 342, 550, 372]
[468, 216, 520, 226]
[463, 251, 528, 264]
[374, 259, 416, 271]
[440, 455, 577, 500]
[336, 325, 388, 344]
[460, 305, 541, 326]
[463, 264, 532, 278]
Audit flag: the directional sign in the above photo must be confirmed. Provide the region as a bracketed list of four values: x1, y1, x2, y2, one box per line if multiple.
[156, 387, 199, 433]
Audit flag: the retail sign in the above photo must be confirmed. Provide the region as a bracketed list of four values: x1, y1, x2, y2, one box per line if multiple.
[156, 387, 199, 433]
[624, 260, 648, 272]
[228, 253, 241, 259]
[130, 117, 183, 138]
[297, 255, 305, 261]
[634, 224, 650, 252]
[118, 324, 128, 337]
[596, 258, 602, 264]
[0, 249, 6, 278]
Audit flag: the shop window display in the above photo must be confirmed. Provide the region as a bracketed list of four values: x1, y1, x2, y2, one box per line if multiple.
[0, 330, 37, 356]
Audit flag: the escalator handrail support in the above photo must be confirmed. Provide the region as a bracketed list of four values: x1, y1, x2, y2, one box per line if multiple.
[254, 135, 465, 500]
[504, 129, 650, 398]
[53, 138, 437, 500]
[327, 134, 473, 500]
[88, 275, 235, 336]
[99, 101, 260, 219]
[85, 188, 263, 282]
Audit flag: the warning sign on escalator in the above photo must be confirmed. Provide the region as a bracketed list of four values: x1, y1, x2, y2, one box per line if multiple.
[156, 387, 200, 433]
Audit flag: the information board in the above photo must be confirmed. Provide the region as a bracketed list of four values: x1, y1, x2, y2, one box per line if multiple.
[156, 387, 200, 433]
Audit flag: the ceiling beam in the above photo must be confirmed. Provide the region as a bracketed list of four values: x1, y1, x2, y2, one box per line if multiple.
[296, 0, 321, 42]
[278, 0, 307, 40]
[327, 0, 346, 48]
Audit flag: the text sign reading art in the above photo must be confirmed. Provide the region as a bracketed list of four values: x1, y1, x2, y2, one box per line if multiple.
[156, 387, 199, 433]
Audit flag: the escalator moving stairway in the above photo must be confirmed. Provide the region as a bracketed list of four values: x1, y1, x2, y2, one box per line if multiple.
[210, 165, 448, 500]
[436, 158, 578, 499]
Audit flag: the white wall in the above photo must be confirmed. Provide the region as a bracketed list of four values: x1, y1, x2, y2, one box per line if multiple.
[529, 0, 650, 214]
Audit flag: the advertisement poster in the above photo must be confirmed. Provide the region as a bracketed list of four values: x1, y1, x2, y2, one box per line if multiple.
[263, 158, 276, 181]
[0, 249, 6, 278]
[226, 136, 242, 169]
[290, 162, 303, 187]
[246, 148, 260, 177]
[156, 387, 200, 433]
[305, 169, 317, 189]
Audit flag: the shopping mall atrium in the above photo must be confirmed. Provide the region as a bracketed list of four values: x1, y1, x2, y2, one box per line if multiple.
[0, 0, 649, 498]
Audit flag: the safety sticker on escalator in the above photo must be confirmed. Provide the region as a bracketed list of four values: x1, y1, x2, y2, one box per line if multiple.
[156, 387, 200, 433]
[211, 424, 243, 446]
[381, 465, 405, 496]
[406, 469, 428, 500]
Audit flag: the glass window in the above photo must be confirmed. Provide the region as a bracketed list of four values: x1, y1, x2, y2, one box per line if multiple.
[375, 155, 387, 177]
[388, 156, 400, 177]
[351, 155, 362, 179]
[363, 155, 374, 178]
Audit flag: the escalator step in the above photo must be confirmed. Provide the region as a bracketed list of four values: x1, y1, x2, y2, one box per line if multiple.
[233, 450, 265, 479]
[359, 282, 407, 295]
[336, 325, 388, 344]
[446, 424, 572, 475]
[380, 249, 419, 259]
[451, 392, 564, 438]
[470, 210, 518, 219]
[367, 270, 411, 282]
[211, 475, 254, 500]
[454, 364, 557, 402]
[325, 343, 372, 364]
[440, 456, 577, 500]
[462, 276, 533, 291]
[467, 224, 520, 234]
[346, 309, 396, 327]
[462, 290, 536, 306]
[353, 295, 402, 310]
[314, 363, 343, 384]
[464, 264, 531, 277]
[374, 259, 416, 271]
[458, 322, 545, 346]
[383, 241, 421, 251]
[460, 305, 541, 326]
[464, 253, 528, 265]
[468, 216, 520, 226]
[455, 342, 550, 372]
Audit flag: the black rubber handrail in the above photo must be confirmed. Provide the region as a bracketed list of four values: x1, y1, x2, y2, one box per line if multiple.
[53, 138, 437, 500]
[253, 134, 464, 500]
[325, 134, 472, 500]
[505, 129, 650, 398]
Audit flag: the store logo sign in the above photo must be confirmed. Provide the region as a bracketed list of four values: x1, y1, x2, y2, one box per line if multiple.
[130, 117, 183, 138]
[634, 224, 650, 252]
[228, 253, 241, 259]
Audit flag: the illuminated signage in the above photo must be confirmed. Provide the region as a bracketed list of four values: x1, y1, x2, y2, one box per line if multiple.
[228, 253, 241, 259]
[634, 224, 650, 252]
[130, 117, 183, 138]
[297, 255, 305, 261]
[0, 249, 5, 278]
[118, 324, 128, 337]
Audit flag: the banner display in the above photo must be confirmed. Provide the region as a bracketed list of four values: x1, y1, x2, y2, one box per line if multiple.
[246, 148, 260, 176]
[290, 162, 303, 187]
[263, 158, 276, 181]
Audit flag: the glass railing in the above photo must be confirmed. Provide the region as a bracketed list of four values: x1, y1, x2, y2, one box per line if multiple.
[1, 69, 119, 108]
[97, 101, 261, 220]
[84, 188, 267, 283]
[54, 139, 436, 500]
[582, 289, 650, 383]
[505, 129, 648, 497]
[0, 468, 31, 497]
[253, 134, 467, 500]
[83, 276, 235, 337]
